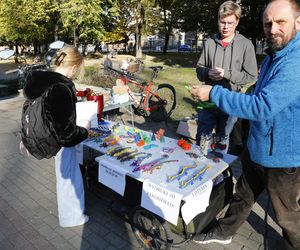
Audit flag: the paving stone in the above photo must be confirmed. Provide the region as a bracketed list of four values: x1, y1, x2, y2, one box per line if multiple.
[0, 231, 5, 242]
[69, 234, 91, 249]
[20, 224, 43, 240]
[42, 214, 59, 229]
[6, 232, 30, 248]
[36, 223, 59, 240]
[30, 237, 56, 249]
[86, 232, 110, 249]
[50, 234, 76, 250]
[87, 221, 110, 236]
[0, 239, 15, 249]
[55, 226, 78, 240]
[104, 232, 127, 249]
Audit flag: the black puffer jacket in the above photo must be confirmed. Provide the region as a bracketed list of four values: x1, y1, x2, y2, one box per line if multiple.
[23, 70, 88, 147]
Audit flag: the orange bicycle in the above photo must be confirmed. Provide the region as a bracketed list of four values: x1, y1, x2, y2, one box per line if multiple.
[106, 66, 176, 122]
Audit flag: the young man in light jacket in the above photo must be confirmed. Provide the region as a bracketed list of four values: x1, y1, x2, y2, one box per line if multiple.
[196, 1, 257, 151]
[191, 0, 300, 249]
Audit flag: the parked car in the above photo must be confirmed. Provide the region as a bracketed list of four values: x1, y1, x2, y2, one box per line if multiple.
[178, 44, 192, 52]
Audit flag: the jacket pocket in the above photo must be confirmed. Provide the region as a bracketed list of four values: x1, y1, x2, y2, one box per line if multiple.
[266, 126, 274, 156]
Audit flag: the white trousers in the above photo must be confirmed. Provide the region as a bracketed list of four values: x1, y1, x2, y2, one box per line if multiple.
[55, 147, 86, 227]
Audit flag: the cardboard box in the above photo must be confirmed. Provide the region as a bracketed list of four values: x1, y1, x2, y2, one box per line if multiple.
[176, 117, 198, 139]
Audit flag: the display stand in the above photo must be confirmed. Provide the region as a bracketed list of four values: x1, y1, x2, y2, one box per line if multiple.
[78, 121, 237, 249]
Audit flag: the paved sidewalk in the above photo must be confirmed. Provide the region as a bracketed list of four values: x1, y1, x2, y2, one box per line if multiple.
[0, 92, 285, 250]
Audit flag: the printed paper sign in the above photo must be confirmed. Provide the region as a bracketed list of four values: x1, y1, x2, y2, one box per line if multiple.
[141, 179, 182, 225]
[181, 180, 213, 225]
[98, 162, 126, 196]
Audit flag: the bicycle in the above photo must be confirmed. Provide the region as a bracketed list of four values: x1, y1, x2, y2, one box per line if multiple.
[106, 66, 176, 122]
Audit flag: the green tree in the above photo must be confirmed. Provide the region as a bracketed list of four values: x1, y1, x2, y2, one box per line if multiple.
[59, 0, 105, 47]
[0, 0, 53, 53]
[239, 0, 267, 48]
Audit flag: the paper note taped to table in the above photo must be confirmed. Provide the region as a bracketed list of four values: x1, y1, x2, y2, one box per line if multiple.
[141, 179, 183, 225]
[98, 161, 127, 196]
[181, 180, 213, 225]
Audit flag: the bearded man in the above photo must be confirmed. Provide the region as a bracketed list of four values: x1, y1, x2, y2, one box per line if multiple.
[191, 0, 300, 249]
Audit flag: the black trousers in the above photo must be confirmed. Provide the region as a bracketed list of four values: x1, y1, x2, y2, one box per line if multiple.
[218, 149, 300, 249]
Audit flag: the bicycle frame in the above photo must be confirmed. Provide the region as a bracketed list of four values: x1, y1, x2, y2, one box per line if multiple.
[118, 74, 166, 112]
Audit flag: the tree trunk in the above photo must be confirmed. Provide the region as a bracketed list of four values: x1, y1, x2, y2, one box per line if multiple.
[135, 1, 144, 59]
[162, 7, 169, 54]
[163, 33, 170, 54]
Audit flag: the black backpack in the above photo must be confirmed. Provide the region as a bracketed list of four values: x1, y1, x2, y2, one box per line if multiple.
[21, 86, 61, 160]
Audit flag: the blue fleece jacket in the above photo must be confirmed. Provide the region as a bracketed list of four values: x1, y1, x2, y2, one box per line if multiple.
[210, 31, 300, 168]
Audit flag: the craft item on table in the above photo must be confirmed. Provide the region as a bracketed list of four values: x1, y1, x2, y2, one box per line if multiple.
[113, 147, 133, 157]
[85, 136, 102, 143]
[104, 135, 118, 143]
[133, 154, 169, 172]
[177, 139, 191, 151]
[144, 144, 159, 150]
[107, 146, 129, 157]
[94, 137, 102, 143]
[136, 140, 145, 147]
[143, 160, 179, 174]
[126, 138, 135, 143]
[186, 152, 201, 159]
[166, 165, 197, 182]
[88, 128, 110, 138]
[151, 132, 156, 141]
[97, 122, 111, 133]
[130, 153, 152, 167]
[179, 165, 211, 189]
[142, 133, 151, 143]
[162, 147, 176, 154]
[144, 137, 151, 144]
[177, 138, 186, 146]
[102, 136, 120, 147]
[155, 128, 165, 141]
[122, 152, 152, 163]
[113, 128, 120, 134]
[107, 146, 123, 156]
[127, 131, 135, 137]
[134, 133, 141, 143]
[124, 126, 130, 131]
[117, 149, 139, 161]
[205, 151, 223, 163]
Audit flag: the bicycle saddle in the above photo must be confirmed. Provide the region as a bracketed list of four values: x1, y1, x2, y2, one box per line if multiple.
[149, 66, 163, 71]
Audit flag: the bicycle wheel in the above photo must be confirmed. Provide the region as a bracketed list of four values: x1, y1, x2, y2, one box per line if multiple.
[146, 84, 176, 122]
[131, 207, 172, 250]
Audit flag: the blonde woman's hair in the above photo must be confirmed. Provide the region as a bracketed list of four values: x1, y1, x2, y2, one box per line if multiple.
[218, 1, 242, 20]
[54, 45, 83, 68]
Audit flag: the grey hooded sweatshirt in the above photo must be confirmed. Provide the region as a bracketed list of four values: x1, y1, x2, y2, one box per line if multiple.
[196, 33, 258, 91]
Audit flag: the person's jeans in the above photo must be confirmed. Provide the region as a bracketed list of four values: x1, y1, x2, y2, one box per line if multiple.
[196, 108, 230, 145]
[218, 149, 300, 249]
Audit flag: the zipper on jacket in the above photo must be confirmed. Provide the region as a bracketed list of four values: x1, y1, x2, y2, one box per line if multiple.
[266, 126, 274, 156]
